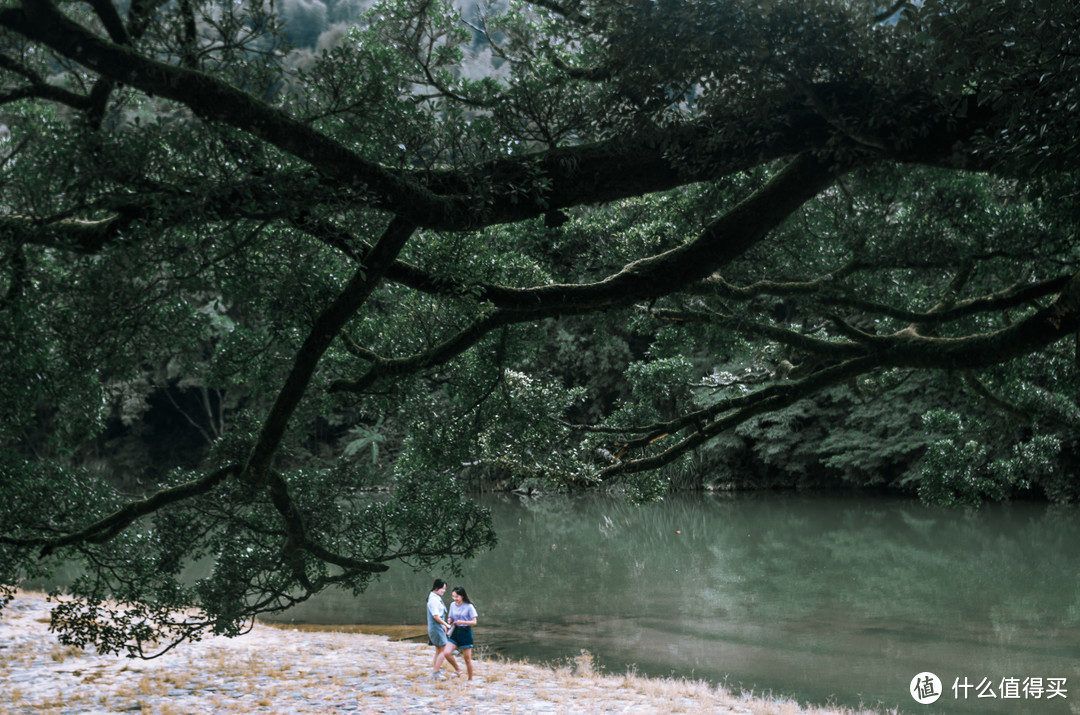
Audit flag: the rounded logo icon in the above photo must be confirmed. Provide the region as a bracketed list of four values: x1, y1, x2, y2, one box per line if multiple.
[910, 672, 942, 704]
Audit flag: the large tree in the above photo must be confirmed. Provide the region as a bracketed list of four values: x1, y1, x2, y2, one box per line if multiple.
[1, 0, 1078, 654]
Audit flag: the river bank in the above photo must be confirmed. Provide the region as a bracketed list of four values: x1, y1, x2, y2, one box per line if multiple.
[1, 590, 898, 714]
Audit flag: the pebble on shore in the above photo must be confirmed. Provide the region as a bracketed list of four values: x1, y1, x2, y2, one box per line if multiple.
[1, 590, 892, 714]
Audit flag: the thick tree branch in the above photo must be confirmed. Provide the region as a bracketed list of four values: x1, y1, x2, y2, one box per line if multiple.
[87, 0, 130, 44]
[7, 0, 456, 226]
[585, 272, 1080, 476]
[243, 215, 417, 485]
[0, 465, 239, 556]
[3, 171, 336, 255]
[0, 52, 98, 109]
[910, 261, 975, 335]
[643, 305, 864, 361]
[331, 308, 512, 393]
[474, 153, 843, 312]
[845, 271, 1080, 369]
[596, 357, 880, 478]
[0, 213, 143, 253]
[176, 0, 199, 69]
[691, 271, 1070, 325]
[303, 539, 391, 574]
[1, 0, 999, 232]
[691, 261, 864, 298]
[330, 154, 843, 392]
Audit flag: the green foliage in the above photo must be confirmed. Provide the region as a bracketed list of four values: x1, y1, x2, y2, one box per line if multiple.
[734, 399, 823, 478]
[916, 409, 1061, 507]
[343, 417, 387, 466]
[395, 359, 589, 492]
[2, 0, 1080, 657]
[817, 372, 954, 486]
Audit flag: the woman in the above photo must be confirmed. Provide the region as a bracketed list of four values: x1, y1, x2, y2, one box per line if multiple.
[442, 586, 479, 681]
[426, 579, 461, 678]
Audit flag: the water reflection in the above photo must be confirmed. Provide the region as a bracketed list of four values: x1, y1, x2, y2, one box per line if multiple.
[265, 492, 1080, 713]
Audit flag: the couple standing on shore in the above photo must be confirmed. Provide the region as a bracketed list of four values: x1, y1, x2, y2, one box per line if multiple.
[426, 578, 478, 681]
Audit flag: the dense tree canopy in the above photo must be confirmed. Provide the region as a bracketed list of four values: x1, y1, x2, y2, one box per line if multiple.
[1, 0, 1079, 654]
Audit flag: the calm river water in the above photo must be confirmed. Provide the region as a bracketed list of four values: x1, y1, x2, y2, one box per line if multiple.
[263, 492, 1080, 714]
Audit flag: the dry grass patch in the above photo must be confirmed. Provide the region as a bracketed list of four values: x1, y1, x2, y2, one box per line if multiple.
[3, 688, 28, 710]
[0, 642, 36, 667]
[492, 650, 902, 715]
[259, 620, 427, 641]
[5, 591, 903, 715]
[481, 654, 540, 684]
[143, 700, 194, 715]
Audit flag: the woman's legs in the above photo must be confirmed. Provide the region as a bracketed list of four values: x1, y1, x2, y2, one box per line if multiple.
[432, 645, 443, 675]
[461, 647, 473, 680]
[440, 642, 461, 674]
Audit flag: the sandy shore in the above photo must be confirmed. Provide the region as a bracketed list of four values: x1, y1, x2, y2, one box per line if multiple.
[1, 591, 896, 714]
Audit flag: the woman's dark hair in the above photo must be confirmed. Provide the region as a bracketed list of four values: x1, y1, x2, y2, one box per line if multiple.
[431, 578, 446, 592]
[452, 586, 472, 604]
